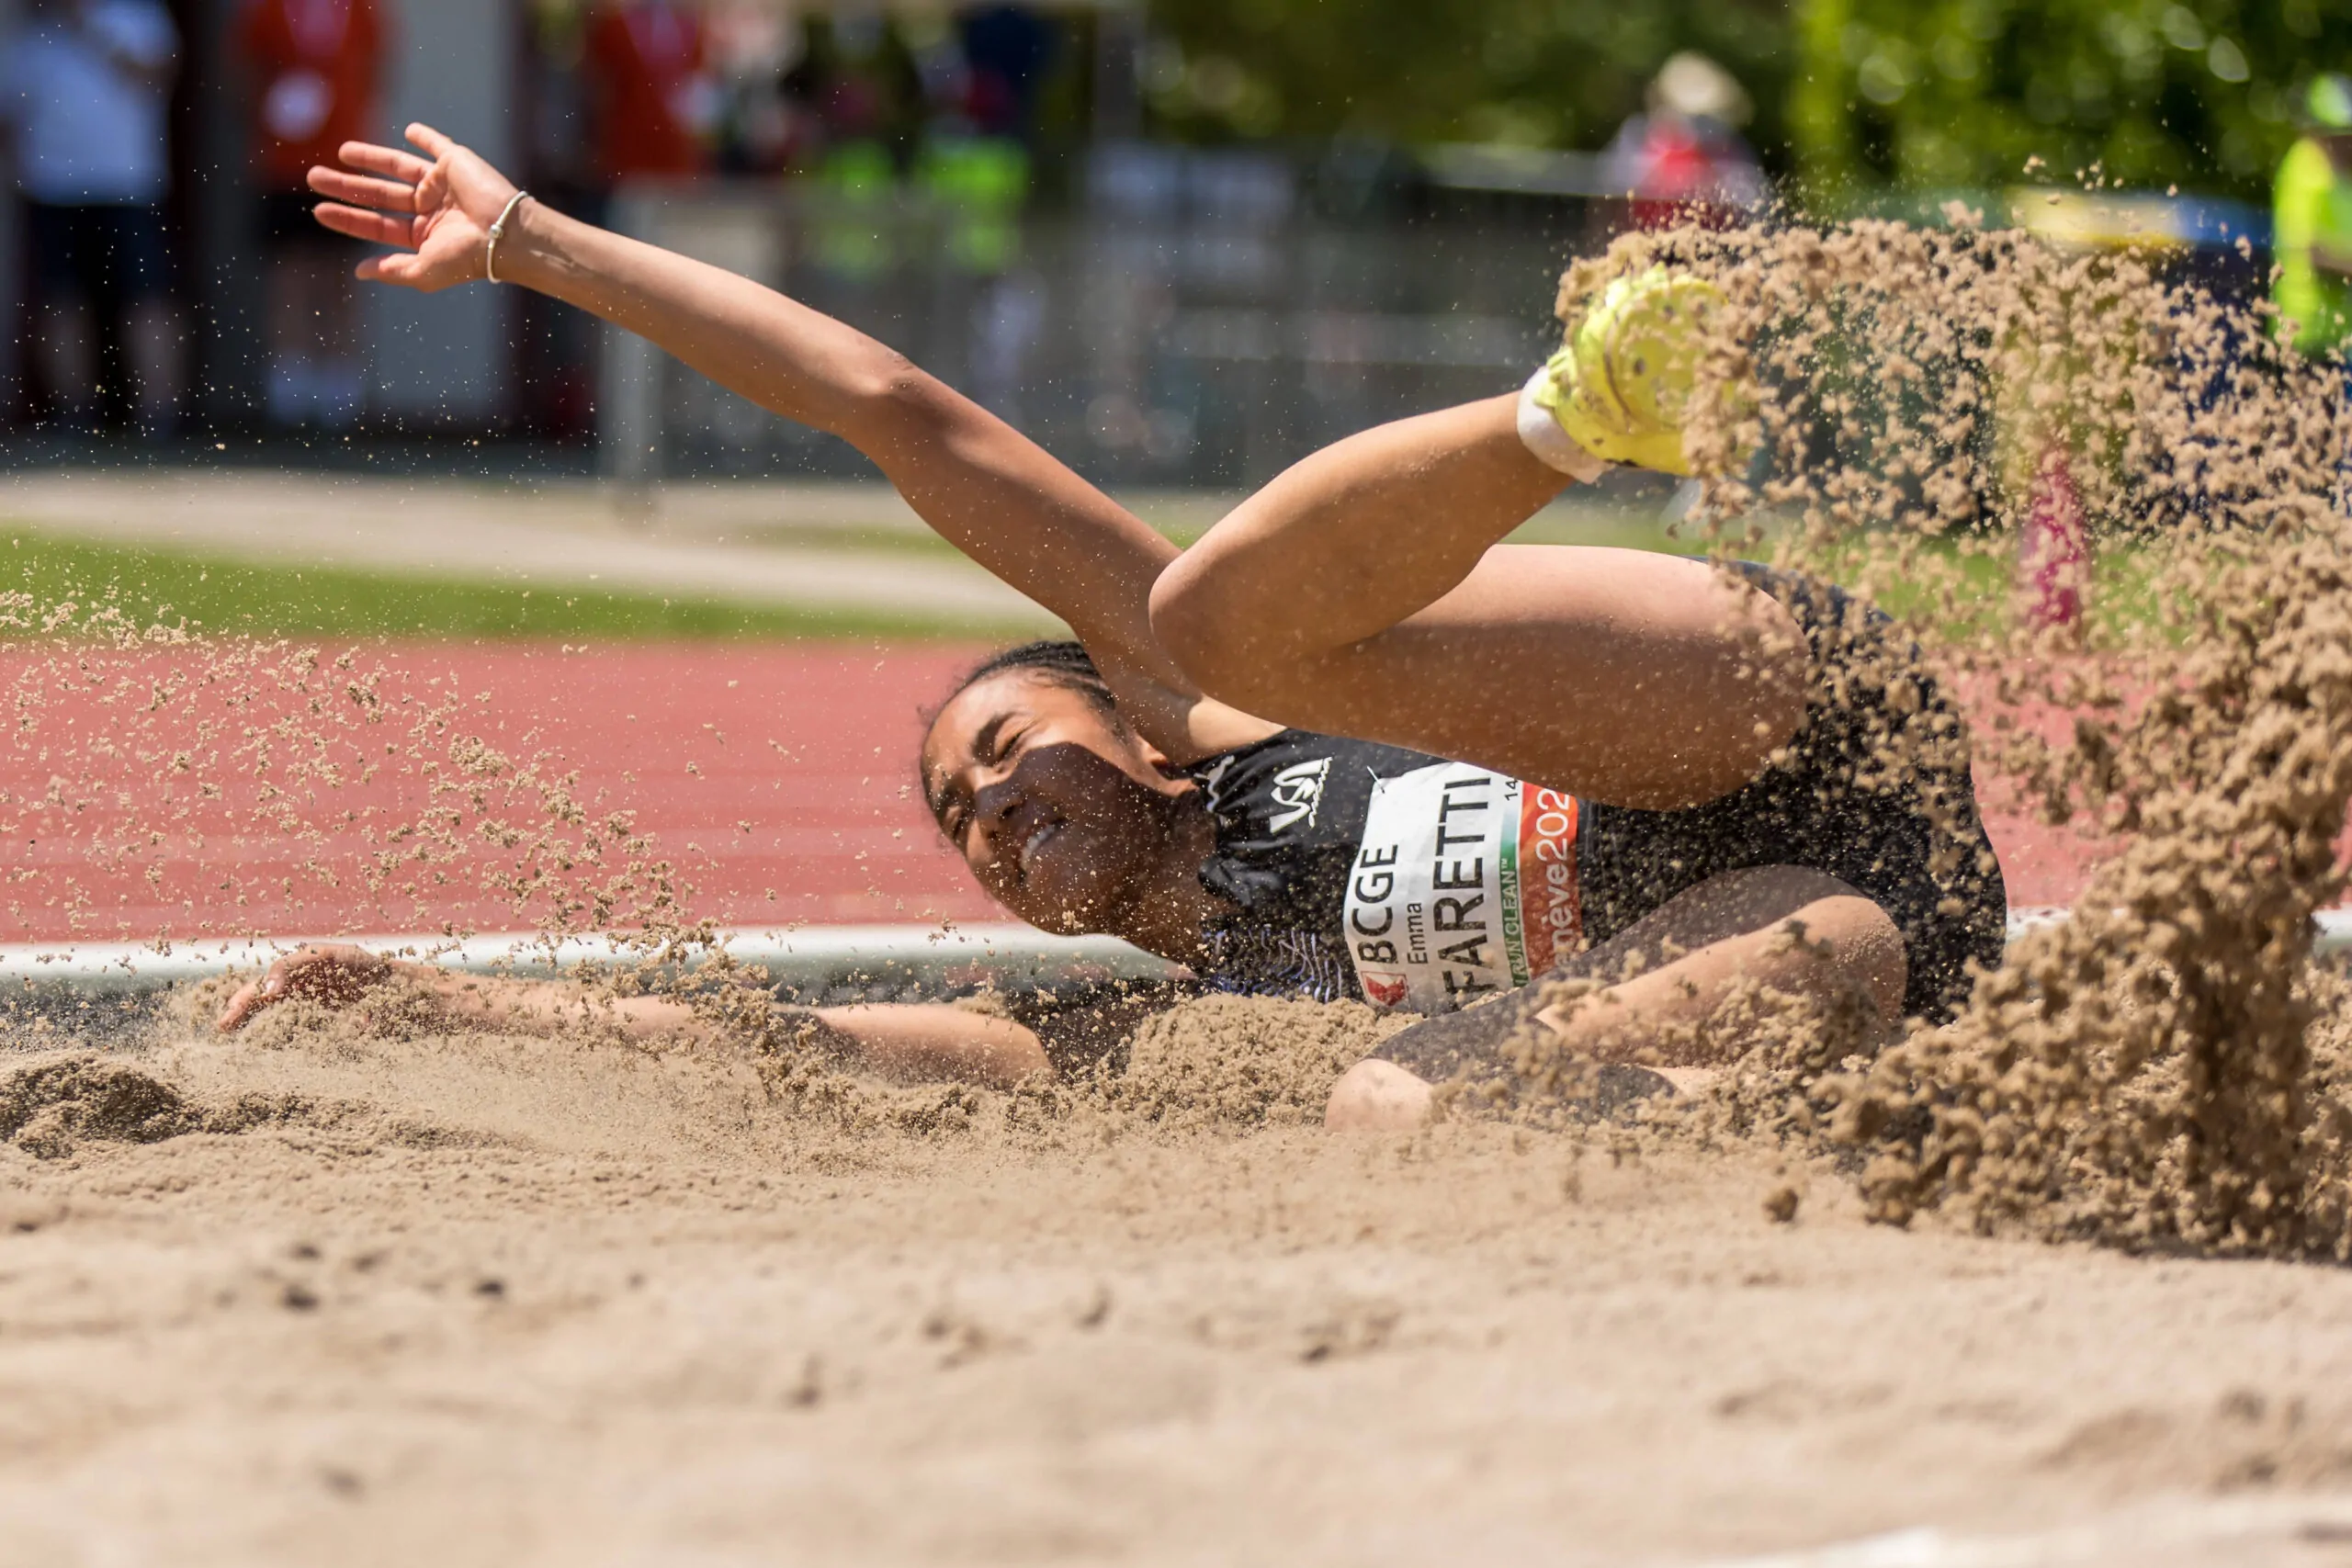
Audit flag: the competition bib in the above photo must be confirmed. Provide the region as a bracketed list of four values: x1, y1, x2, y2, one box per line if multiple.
[1340, 763, 1583, 1013]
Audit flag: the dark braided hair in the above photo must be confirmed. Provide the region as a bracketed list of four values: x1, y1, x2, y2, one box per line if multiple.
[919, 641, 1125, 833]
[939, 639, 1119, 720]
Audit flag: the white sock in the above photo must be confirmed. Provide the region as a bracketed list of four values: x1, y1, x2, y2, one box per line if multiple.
[1516, 367, 1612, 481]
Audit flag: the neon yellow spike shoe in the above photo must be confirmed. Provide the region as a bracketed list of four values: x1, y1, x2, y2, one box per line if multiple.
[1531, 266, 1726, 477]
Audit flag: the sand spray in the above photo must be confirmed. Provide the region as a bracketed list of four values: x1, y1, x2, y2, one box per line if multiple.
[6, 206, 2352, 1260]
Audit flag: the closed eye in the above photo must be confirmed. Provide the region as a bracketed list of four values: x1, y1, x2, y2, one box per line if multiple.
[928, 772, 969, 842]
[934, 713, 1025, 852]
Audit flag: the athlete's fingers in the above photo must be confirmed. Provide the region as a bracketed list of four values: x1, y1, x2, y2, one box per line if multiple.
[216, 953, 311, 1032]
[334, 139, 431, 186]
[311, 201, 416, 249]
[308, 167, 416, 211]
[405, 122, 456, 160]
[215, 977, 266, 1032]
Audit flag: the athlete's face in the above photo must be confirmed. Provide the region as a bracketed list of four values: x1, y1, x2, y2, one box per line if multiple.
[921, 671, 1194, 934]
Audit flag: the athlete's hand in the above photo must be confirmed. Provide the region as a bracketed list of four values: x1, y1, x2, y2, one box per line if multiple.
[217, 944, 397, 1032]
[306, 123, 524, 293]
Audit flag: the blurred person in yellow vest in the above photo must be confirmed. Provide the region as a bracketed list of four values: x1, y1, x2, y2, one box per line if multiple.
[918, 135, 1025, 275]
[912, 6, 1049, 277]
[2274, 73, 2352, 357]
[787, 10, 922, 282]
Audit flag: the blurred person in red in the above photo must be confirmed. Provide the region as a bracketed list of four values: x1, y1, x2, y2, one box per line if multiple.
[1600, 52, 1766, 232]
[0, 0, 183, 435]
[236, 0, 391, 429]
[584, 0, 718, 184]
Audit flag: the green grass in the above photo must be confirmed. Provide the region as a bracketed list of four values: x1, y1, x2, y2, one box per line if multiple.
[1786, 528, 2195, 648]
[0, 498, 1690, 645]
[0, 505, 2186, 649]
[0, 529, 1012, 641]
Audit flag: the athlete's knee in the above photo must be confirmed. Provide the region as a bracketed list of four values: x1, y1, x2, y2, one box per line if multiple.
[1781, 890, 1906, 1024]
[1325, 1058, 1436, 1131]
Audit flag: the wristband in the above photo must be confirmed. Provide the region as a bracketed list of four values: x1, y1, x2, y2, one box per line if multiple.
[483, 190, 531, 285]
[1516, 367, 1613, 482]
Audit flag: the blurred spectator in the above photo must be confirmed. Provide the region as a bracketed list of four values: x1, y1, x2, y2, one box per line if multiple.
[236, 0, 391, 430]
[1600, 52, 1767, 231]
[522, 0, 596, 195]
[707, 2, 799, 175]
[784, 9, 923, 164]
[513, 0, 601, 442]
[785, 11, 924, 283]
[0, 0, 183, 435]
[2273, 73, 2352, 358]
[584, 0, 718, 183]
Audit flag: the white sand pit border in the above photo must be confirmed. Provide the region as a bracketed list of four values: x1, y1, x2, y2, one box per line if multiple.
[0, 921, 1182, 997]
[0, 909, 2346, 998]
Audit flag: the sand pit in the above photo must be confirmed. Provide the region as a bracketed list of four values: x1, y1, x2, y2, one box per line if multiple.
[2, 991, 2351, 1565]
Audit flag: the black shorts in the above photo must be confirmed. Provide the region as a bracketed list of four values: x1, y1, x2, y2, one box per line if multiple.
[257, 190, 358, 254]
[1376, 563, 2007, 1080]
[26, 202, 174, 305]
[1579, 564, 2006, 1023]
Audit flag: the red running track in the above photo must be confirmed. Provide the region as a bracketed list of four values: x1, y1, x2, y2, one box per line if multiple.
[0, 640, 2109, 946]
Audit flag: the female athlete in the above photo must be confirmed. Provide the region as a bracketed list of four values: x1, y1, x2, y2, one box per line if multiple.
[218, 125, 2007, 1128]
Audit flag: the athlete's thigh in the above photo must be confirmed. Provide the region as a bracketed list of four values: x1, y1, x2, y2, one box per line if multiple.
[1237, 547, 1809, 810]
[1555, 863, 1905, 1010]
[1368, 864, 1906, 1085]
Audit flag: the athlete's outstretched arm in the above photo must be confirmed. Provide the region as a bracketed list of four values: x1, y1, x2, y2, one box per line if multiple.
[216, 945, 1053, 1087]
[306, 125, 1261, 761]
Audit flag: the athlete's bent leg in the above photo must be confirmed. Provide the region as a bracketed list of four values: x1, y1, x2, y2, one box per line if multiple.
[1528, 866, 1905, 1070]
[1323, 865, 1906, 1130]
[1148, 397, 1808, 810]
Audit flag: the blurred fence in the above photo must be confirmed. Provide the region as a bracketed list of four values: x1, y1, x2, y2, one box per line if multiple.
[600, 146, 1596, 488]
[594, 146, 2277, 490]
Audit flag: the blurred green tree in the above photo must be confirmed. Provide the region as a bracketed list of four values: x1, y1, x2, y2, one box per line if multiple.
[1792, 0, 2352, 202]
[1141, 0, 1791, 162]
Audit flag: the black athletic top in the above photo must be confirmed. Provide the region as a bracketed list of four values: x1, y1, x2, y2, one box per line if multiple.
[1179, 564, 2007, 1026]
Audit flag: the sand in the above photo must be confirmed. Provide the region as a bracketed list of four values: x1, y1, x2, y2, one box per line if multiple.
[2, 994, 2352, 1565]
